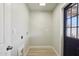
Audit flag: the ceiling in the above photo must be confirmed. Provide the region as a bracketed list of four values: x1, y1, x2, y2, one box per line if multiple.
[27, 3, 58, 11]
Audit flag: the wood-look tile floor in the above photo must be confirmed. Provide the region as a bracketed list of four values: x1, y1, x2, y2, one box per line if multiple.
[27, 48, 57, 56]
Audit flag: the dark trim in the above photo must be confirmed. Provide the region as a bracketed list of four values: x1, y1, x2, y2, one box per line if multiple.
[63, 4, 67, 56]
[64, 3, 79, 56]
[77, 3, 78, 38]
[64, 3, 76, 10]
[70, 5, 72, 36]
[64, 3, 72, 10]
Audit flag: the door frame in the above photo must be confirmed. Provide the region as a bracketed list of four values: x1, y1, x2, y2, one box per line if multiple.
[63, 3, 79, 56]
[58, 3, 69, 56]
[63, 3, 72, 56]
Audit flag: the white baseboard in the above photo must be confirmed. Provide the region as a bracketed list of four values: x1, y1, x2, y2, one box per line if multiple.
[23, 47, 30, 56]
[23, 46, 59, 56]
[29, 46, 52, 48]
[51, 47, 59, 56]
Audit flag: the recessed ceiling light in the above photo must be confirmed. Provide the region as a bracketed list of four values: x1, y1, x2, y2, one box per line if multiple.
[39, 3, 46, 6]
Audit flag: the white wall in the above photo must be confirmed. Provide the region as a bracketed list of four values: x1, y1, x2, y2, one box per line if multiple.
[29, 11, 52, 46]
[11, 3, 30, 56]
[4, 4, 13, 55]
[51, 3, 68, 55]
[2, 3, 68, 56]
[0, 4, 5, 56]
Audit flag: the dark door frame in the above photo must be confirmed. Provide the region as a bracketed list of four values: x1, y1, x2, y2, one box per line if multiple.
[63, 3, 79, 56]
[63, 3, 72, 56]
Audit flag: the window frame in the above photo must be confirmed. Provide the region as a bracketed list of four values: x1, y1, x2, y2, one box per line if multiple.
[65, 3, 79, 39]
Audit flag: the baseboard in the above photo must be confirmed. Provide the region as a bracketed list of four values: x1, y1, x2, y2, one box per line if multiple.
[23, 47, 30, 56]
[51, 47, 60, 56]
[29, 46, 52, 48]
[27, 46, 59, 56]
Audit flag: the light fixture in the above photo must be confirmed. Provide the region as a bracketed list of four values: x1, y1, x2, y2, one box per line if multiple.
[39, 3, 46, 6]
